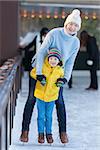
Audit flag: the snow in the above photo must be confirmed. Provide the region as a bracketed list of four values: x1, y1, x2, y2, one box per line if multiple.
[9, 72, 100, 150]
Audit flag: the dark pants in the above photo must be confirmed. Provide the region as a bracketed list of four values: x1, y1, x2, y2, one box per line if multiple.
[68, 74, 72, 88]
[55, 87, 66, 133]
[21, 75, 66, 134]
[90, 68, 98, 89]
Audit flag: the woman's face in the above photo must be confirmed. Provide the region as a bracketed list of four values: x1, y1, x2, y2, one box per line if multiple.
[65, 22, 79, 34]
[48, 56, 59, 67]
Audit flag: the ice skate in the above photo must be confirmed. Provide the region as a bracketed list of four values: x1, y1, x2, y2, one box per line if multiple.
[46, 134, 54, 145]
[20, 131, 29, 142]
[38, 133, 45, 144]
[60, 132, 68, 144]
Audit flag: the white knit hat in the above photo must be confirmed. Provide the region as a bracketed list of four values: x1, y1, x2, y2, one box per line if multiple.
[64, 9, 81, 31]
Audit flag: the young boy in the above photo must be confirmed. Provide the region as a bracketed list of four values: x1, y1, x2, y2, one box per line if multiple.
[30, 48, 65, 144]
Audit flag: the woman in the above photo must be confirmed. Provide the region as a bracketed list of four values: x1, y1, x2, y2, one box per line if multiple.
[80, 30, 99, 90]
[20, 9, 82, 143]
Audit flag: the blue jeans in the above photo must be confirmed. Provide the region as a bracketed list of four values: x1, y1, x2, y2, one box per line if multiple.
[37, 99, 55, 134]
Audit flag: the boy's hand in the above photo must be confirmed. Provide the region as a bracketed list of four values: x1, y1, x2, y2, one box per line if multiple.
[56, 78, 67, 87]
[37, 75, 46, 86]
[41, 78, 46, 86]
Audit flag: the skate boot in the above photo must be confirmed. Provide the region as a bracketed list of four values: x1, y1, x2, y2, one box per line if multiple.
[46, 134, 54, 144]
[20, 131, 29, 142]
[38, 133, 45, 144]
[60, 132, 68, 144]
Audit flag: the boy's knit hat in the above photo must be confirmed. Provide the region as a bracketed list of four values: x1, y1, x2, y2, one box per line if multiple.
[48, 48, 62, 61]
[64, 9, 81, 31]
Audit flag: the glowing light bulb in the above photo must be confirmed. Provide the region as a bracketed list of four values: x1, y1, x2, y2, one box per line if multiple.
[92, 12, 97, 20]
[31, 10, 35, 18]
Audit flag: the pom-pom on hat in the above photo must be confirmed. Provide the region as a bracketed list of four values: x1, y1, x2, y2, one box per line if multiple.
[64, 9, 81, 31]
[48, 48, 62, 61]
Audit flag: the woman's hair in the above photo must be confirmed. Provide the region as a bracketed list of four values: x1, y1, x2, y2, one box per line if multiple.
[58, 60, 63, 66]
[40, 27, 49, 44]
[80, 30, 89, 47]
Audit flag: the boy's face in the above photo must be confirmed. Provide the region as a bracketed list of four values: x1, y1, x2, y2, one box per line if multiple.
[48, 56, 59, 67]
[65, 22, 79, 34]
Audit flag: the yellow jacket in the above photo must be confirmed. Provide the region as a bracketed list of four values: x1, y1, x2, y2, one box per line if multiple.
[30, 57, 64, 102]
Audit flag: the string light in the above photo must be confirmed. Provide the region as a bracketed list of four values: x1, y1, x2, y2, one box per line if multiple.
[54, 9, 58, 19]
[46, 10, 51, 19]
[61, 10, 66, 19]
[23, 10, 27, 18]
[39, 11, 43, 18]
[31, 10, 35, 18]
[84, 11, 89, 20]
[92, 12, 97, 20]
[20, 9, 99, 20]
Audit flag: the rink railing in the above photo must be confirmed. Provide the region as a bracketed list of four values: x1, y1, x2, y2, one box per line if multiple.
[0, 56, 22, 150]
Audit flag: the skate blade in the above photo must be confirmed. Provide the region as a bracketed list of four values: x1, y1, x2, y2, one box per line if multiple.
[38, 142, 44, 145]
[21, 142, 28, 146]
[63, 143, 66, 146]
[47, 143, 53, 146]
[19, 139, 28, 145]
